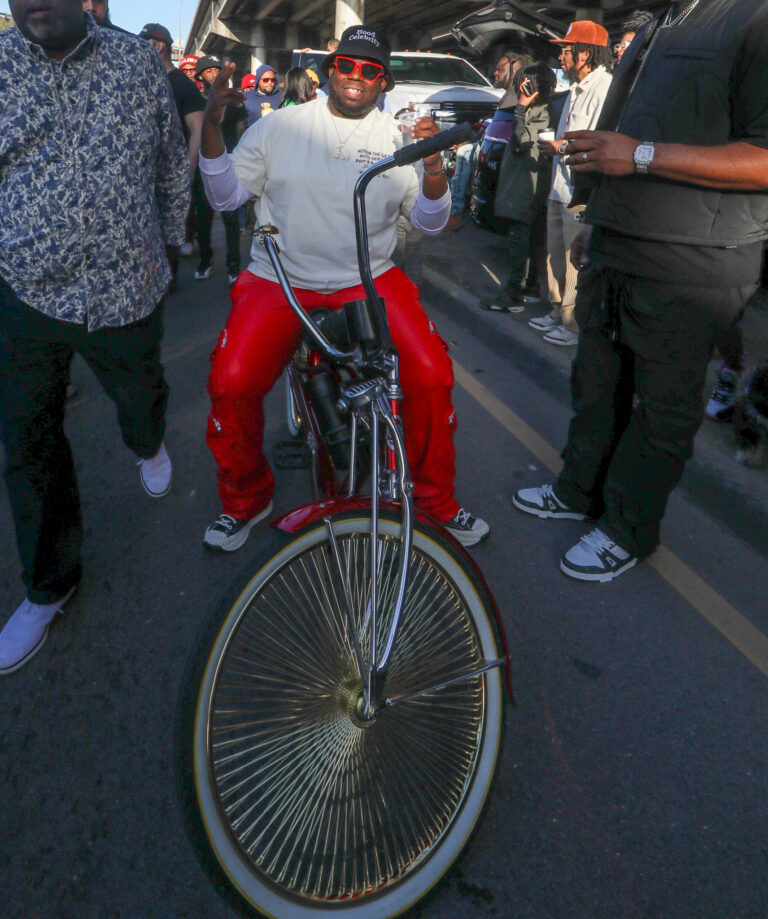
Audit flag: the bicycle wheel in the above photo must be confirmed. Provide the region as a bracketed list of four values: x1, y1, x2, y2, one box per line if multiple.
[177, 511, 507, 919]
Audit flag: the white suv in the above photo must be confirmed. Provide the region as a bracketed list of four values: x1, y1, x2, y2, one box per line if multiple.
[291, 49, 502, 125]
[386, 51, 502, 124]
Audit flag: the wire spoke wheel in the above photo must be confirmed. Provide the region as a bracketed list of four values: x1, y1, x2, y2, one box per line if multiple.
[178, 513, 506, 919]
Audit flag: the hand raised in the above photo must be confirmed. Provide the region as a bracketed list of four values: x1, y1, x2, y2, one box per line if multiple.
[204, 62, 245, 124]
[517, 89, 539, 109]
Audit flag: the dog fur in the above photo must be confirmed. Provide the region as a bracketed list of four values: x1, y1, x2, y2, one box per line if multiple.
[733, 360, 768, 467]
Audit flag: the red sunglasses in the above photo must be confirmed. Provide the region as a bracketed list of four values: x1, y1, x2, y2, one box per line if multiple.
[332, 56, 386, 82]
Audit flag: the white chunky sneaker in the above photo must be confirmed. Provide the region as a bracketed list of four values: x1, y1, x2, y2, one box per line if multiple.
[528, 309, 560, 332]
[443, 507, 490, 547]
[203, 501, 274, 552]
[138, 442, 172, 498]
[0, 586, 76, 675]
[543, 325, 579, 347]
[560, 528, 638, 582]
[512, 484, 587, 520]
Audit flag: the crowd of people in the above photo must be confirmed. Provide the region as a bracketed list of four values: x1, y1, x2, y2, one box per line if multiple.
[0, 0, 766, 674]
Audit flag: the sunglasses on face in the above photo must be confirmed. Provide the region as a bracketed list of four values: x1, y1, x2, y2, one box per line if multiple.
[261, 76, 277, 83]
[332, 56, 386, 82]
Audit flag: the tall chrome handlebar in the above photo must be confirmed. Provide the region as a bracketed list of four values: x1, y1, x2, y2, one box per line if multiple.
[256, 122, 476, 368]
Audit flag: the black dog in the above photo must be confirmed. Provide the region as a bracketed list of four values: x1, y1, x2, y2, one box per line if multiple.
[733, 360, 768, 467]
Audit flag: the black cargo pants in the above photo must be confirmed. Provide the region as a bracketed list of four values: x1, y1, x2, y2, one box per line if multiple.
[555, 265, 752, 558]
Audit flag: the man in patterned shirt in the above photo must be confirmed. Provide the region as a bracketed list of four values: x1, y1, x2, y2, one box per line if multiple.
[0, 0, 189, 674]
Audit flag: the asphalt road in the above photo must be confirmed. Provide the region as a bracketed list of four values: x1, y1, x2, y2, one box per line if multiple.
[2, 239, 767, 919]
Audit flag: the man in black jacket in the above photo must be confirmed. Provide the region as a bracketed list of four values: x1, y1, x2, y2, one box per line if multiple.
[513, 0, 768, 582]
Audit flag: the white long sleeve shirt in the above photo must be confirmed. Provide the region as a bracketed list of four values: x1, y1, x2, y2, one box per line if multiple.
[200, 99, 450, 292]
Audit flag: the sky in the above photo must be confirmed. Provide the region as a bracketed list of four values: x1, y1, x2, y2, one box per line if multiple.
[0, 1, 199, 46]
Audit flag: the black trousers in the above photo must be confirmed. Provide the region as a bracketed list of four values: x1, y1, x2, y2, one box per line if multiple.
[555, 265, 752, 558]
[504, 219, 533, 290]
[192, 171, 241, 272]
[0, 280, 169, 603]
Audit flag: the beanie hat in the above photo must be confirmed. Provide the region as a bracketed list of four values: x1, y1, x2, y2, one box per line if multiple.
[195, 54, 223, 77]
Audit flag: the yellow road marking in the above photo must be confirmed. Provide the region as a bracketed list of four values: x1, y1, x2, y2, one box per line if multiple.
[453, 360, 768, 679]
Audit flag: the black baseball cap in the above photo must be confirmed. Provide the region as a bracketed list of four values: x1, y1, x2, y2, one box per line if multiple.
[139, 23, 174, 47]
[321, 25, 394, 92]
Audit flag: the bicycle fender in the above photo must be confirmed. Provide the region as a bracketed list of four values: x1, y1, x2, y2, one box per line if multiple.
[271, 496, 392, 532]
[273, 498, 514, 703]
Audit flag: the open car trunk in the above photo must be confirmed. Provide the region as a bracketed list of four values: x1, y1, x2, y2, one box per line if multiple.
[452, 0, 567, 55]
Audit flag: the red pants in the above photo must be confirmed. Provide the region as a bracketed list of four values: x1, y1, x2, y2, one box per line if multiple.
[206, 267, 460, 522]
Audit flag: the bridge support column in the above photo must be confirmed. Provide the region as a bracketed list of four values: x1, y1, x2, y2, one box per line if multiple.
[334, 0, 365, 39]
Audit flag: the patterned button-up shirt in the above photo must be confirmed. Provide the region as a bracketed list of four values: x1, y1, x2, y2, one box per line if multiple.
[0, 17, 189, 329]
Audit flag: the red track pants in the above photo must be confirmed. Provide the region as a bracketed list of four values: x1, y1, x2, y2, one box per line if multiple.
[206, 267, 460, 522]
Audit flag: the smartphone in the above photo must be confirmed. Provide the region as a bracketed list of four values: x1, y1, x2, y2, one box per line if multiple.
[519, 80, 534, 96]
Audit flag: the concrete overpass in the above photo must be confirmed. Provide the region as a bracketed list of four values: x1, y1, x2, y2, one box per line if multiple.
[184, 0, 662, 77]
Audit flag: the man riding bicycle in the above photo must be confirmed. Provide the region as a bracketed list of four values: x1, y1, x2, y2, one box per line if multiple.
[198, 26, 489, 549]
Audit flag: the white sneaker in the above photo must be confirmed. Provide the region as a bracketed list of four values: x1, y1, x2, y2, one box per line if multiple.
[443, 507, 490, 547]
[0, 586, 76, 675]
[179, 242, 194, 257]
[543, 325, 579, 347]
[560, 528, 637, 582]
[138, 442, 172, 497]
[194, 259, 212, 280]
[528, 310, 560, 332]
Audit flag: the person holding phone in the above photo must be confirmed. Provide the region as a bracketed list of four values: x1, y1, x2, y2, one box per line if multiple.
[483, 63, 559, 313]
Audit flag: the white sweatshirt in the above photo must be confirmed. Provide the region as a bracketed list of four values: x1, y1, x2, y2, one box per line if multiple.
[200, 98, 450, 293]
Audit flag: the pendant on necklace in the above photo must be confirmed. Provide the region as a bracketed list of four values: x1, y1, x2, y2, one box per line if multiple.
[333, 145, 350, 161]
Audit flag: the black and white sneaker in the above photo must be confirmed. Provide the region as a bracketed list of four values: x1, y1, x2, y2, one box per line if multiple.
[560, 528, 637, 582]
[195, 259, 212, 280]
[512, 484, 587, 520]
[203, 501, 274, 552]
[705, 364, 741, 422]
[444, 508, 490, 547]
[481, 289, 526, 314]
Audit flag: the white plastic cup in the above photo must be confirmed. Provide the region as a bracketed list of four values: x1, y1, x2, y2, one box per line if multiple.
[538, 131, 555, 142]
[396, 109, 419, 137]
